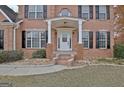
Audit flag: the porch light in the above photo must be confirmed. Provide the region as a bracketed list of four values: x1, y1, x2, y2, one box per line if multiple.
[64, 21, 67, 24]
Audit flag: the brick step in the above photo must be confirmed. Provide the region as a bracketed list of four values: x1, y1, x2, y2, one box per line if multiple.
[56, 59, 72, 65]
[53, 52, 76, 65]
[58, 54, 74, 59]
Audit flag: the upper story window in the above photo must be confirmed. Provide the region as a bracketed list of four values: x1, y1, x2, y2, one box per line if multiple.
[99, 6, 106, 20]
[81, 6, 90, 19]
[96, 5, 110, 20]
[78, 5, 93, 20]
[0, 30, 4, 49]
[58, 8, 71, 17]
[28, 5, 44, 19]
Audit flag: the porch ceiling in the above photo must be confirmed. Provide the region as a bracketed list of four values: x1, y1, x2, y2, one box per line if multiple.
[52, 19, 78, 28]
[45, 17, 86, 29]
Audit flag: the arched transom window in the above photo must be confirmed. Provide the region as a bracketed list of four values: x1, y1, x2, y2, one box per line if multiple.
[58, 8, 71, 17]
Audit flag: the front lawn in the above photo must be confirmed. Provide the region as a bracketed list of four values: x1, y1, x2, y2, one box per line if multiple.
[0, 65, 124, 87]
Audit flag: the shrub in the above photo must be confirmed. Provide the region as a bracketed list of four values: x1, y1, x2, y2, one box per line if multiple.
[6, 50, 24, 62]
[32, 49, 46, 58]
[114, 44, 124, 59]
[0, 51, 7, 63]
[0, 50, 23, 63]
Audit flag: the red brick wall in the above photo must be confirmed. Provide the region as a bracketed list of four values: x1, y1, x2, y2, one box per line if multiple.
[17, 5, 114, 59]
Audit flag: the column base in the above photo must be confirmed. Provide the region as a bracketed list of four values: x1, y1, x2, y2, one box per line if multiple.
[46, 44, 53, 59]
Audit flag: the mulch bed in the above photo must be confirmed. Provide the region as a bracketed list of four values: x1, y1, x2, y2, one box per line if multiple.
[1, 58, 53, 65]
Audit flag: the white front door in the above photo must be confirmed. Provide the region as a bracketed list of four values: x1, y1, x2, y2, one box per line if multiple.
[57, 31, 72, 51]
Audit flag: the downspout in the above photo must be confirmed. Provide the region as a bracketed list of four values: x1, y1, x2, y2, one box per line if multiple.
[13, 20, 23, 50]
[13, 25, 18, 50]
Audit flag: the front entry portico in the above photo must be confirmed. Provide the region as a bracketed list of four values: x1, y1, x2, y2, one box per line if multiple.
[57, 29, 72, 51]
[46, 17, 85, 60]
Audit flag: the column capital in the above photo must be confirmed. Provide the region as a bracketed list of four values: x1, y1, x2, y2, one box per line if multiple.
[48, 20, 51, 24]
[78, 20, 83, 25]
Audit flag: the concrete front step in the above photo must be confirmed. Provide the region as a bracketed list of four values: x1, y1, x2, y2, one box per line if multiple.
[53, 51, 76, 65]
[56, 59, 72, 65]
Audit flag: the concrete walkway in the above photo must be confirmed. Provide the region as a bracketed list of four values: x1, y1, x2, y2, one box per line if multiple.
[0, 64, 66, 76]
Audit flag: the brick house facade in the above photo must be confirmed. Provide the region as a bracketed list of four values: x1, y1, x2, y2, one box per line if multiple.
[0, 5, 115, 61]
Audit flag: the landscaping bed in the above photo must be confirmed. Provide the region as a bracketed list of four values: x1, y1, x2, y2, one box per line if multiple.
[1, 58, 53, 65]
[95, 58, 124, 65]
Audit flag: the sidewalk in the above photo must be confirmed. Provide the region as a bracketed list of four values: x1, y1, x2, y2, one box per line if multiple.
[0, 64, 66, 76]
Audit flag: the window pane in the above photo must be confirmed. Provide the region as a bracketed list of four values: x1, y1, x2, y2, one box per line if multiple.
[81, 6, 89, 19]
[26, 31, 46, 48]
[98, 32, 107, 48]
[59, 9, 71, 17]
[99, 5, 106, 13]
[82, 32, 89, 48]
[41, 32, 46, 47]
[29, 5, 35, 12]
[82, 13, 89, 19]
[99, 5, 106, 20]
[26, 32, 31, 48]
[32, 32, 39, 48]
[99, 13, 105, 20]
[29, 12, 35, 19]
[37, 12, 43, 19]
[37, 5, 43, 12]
[82, 5, 89, 13]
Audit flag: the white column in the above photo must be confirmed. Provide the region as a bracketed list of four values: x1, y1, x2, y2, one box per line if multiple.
[48, 20, 51, 44]
[78, 20, 83, 44]
[13, 28, 16, 50]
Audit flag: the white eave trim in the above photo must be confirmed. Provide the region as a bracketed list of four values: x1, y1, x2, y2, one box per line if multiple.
[45, 17, 86, 22]
[0, 9, 13, 23]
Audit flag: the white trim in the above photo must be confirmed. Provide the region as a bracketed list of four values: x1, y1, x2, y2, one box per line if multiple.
[48, 20, 51, 44]
[25, 28, 46, 31]
[46, 17, 86, 22]
[99, 29, 108, 31]
[0, 9, 13, 23]
[78, 20, 83, 44]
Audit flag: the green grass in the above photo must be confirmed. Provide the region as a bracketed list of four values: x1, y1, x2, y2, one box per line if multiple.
[96, 58, 124, 65]
[0, 65, 124, 87]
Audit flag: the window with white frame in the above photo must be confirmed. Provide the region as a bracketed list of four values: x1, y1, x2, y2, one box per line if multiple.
[28, 5, 43, 19]
[99, 5, 106, 20]
[82, 31, 89, 48]
[58, 8, 71, 17]
[0, 30, 4, 49]
[81, 6, 90, 19]
[26, 31, 46, 48]
[96, 32, 107, 48]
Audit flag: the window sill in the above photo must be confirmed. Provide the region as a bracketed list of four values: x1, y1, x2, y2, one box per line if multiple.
[83, 48, 90, 49]
[96, 19, 110, 21]
[97, 48, 110, 50]
[23, 48, 46, 50]
[26, 18, 45, 20]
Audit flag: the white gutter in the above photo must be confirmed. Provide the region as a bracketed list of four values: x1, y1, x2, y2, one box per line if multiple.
[13, 20, 23, 50]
